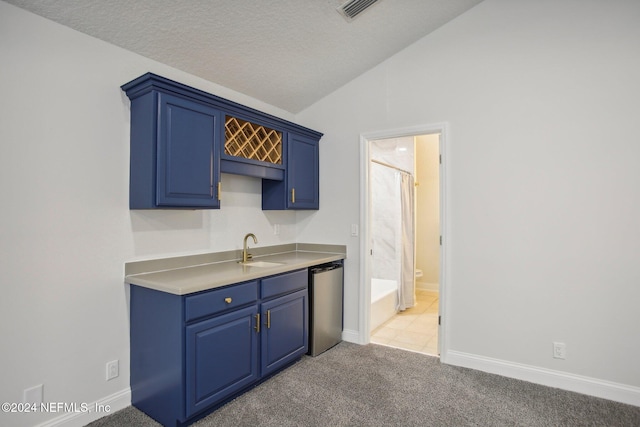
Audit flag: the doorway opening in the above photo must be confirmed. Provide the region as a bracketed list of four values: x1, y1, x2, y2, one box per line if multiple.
[359, 124, 447, 358]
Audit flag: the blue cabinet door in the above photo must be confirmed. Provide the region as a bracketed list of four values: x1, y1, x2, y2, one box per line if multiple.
[262, 133, 319, 210]
[260, 289, 308, 376]
[157, 93, 222, 208]
[185, 305, 259, 418]
[286, 133, 319, 209]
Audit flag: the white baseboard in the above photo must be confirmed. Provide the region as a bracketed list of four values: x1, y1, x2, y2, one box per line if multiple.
[36, 388, 131, 427]
[342, 328, 364, 344]
[444, 350, 640, 407]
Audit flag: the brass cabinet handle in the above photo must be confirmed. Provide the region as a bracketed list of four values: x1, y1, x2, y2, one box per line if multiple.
[266, 310, 271, 329]
[224, 297, 232, 304]
[217, 182, 222, 201]
[291, 188, 295, 204]
[254, 313, 260, 333]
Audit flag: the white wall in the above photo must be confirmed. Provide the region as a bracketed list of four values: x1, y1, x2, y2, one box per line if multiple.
[298, 0, 640, 403]
[0, 2, 314, 425]
[415, 134, 440, 286]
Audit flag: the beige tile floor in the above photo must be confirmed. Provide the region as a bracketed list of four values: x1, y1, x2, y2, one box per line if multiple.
[370, 289, 439, 356]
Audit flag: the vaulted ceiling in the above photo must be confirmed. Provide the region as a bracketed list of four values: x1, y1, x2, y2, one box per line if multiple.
[6, 0, 484, 113]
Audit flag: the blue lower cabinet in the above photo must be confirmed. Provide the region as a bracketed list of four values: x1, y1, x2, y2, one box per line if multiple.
[130, 269, 308, 426]
[185, 305, 259, 418]
[261, 290, 308, 376]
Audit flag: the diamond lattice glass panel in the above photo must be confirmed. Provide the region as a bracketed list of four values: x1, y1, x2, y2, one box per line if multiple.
[225, 116, 282, 165]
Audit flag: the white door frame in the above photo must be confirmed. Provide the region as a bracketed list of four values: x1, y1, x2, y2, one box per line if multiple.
[359, 122, 449, 360]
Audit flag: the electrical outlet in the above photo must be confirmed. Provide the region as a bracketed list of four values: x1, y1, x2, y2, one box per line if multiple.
[351, 224, 358, 237]
[106, 360, 119, 381]
[553, 342, 566, 359]
[274, 224, 280, 235]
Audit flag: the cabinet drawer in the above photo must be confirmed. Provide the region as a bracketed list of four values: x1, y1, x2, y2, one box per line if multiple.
[261, 269, 308, 300]
[185, 281, 258, 322]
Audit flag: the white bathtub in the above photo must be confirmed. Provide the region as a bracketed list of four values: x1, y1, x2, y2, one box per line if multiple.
[370, 279, 398, 331]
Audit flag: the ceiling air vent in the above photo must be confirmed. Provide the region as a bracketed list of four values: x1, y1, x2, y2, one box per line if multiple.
[338, 0, 381, 21]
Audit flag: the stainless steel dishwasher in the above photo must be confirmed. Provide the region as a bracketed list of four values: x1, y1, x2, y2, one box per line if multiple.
[308, 262, 344, 356]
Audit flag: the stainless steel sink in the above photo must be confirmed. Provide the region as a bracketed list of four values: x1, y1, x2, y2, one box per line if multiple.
[240, 261, 284, 268]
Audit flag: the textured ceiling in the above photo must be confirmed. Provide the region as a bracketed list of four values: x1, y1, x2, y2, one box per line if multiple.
[6, 0, 483, 113]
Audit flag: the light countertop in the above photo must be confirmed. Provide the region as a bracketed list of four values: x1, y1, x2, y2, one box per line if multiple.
[125, 243, 346, 295]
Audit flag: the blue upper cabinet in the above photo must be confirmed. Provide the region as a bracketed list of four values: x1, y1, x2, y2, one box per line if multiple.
[122, 73, 322, 210]
[288, 133, 320, 209]
[262, 133, 320, 210]
[122, 77, 222, 209]
[156, 94, 222, 208]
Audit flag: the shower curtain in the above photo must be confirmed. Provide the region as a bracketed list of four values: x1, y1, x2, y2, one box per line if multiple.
[397, 171, 416, 311]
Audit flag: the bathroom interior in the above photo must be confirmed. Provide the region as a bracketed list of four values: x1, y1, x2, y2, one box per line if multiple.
[369, 133, 440, 356]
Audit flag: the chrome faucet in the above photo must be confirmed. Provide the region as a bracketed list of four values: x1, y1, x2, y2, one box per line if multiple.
[242, 233, 258, 263]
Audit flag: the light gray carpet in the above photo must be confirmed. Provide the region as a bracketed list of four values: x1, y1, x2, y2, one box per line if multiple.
[89, 342, 640, 426]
